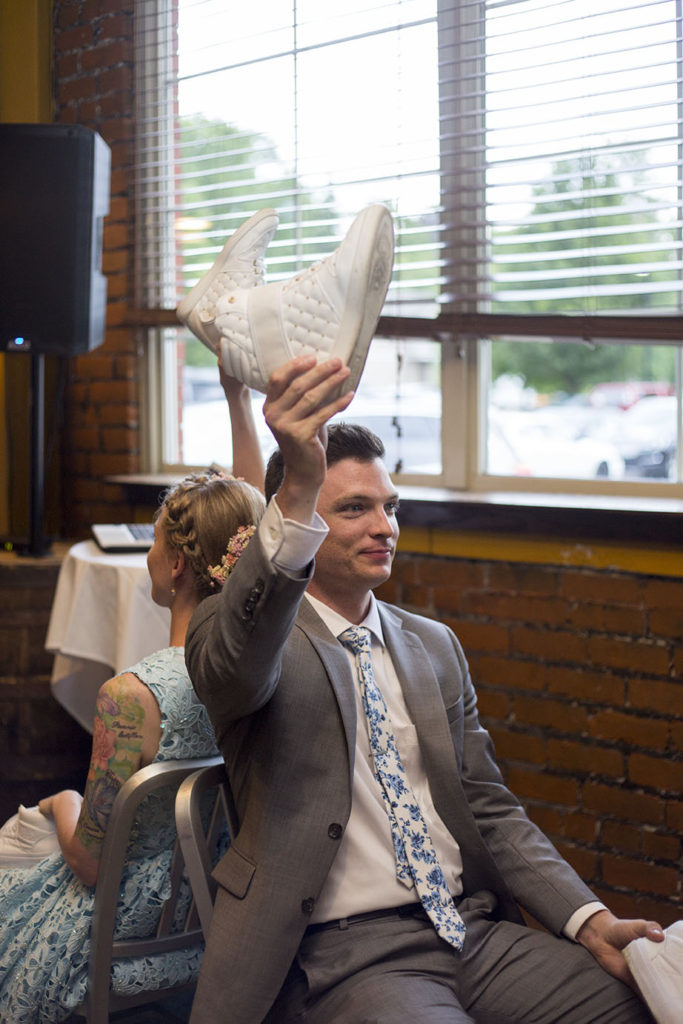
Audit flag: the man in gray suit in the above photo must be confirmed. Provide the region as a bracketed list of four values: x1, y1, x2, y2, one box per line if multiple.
[186, 354, 663, 1023]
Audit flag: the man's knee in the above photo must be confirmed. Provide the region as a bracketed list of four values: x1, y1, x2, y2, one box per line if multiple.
[304, 971, 472, 1024]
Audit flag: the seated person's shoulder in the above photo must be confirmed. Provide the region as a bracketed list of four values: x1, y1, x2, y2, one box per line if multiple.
[95, 670, 160, 723]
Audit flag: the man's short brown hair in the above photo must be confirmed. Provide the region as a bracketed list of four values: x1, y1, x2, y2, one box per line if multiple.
[264, 422, 385, 502]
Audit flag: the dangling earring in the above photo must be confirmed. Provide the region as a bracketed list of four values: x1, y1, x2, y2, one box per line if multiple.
[170, 586, 176, 600]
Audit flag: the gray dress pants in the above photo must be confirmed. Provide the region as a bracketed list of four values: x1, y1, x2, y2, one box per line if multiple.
[266, 893, 654, 1024]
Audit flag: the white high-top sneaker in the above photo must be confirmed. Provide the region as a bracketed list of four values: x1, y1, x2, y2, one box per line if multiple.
[623, 921, 683, 1024]
[176, 208, 279, 354]
[214, 204, 395, 393]
[0, 804, 60, 867]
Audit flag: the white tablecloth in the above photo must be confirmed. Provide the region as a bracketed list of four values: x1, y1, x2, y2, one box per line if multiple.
[45, 540, 171, 732]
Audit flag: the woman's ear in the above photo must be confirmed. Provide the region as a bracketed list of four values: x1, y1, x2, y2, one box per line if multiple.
[170, 548, 186, 584]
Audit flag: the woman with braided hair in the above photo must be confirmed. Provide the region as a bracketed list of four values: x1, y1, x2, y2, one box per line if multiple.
[0, 388, 266, 1022]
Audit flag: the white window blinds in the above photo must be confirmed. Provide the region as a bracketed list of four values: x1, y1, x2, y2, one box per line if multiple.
[484, 0, 683, 319]
[135, 0, 683, 339]
[136, 0, 442, 319]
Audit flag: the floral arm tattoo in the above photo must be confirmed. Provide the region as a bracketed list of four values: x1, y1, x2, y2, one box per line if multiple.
[74, 675, 146, 858]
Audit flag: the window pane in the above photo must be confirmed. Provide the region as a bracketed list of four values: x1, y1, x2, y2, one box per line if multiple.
[170, 332, 441, 475]
[296, 0, 435, 47]
[486, 341, 678, 481]
[331, 339, 442, 476]
[169, 327, 272, 470]
[161, 0, 445, 471]
[138, 0, 683, 489]
[485, 0, 683, 314]
[173, 0, 441, 312]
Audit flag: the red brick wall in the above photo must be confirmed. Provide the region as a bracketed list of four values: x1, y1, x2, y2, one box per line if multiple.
[0, 553, 91, 826]
[54, 0, 140, 535]
[379, 555, 683, 926]
[4, 541, 679, 925]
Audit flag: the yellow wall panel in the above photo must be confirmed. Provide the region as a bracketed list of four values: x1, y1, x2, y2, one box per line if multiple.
[398, 527, 683, 579]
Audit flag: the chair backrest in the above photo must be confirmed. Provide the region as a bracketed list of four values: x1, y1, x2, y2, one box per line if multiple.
[73, 755, 224, 1024]
[175, 761, 238, 936]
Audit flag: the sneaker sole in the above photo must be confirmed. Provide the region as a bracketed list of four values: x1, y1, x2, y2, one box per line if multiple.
[176, 208, 279, 352]
[332, 205, 395, 394]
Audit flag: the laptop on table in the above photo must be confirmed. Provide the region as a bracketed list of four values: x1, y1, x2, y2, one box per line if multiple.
[91, 522, 155, 553]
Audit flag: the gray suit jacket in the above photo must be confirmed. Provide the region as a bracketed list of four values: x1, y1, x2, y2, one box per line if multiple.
[185, 532, 596, 1024]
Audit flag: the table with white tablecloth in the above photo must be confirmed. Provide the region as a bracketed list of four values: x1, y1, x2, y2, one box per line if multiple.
[45, 540, 171, 732]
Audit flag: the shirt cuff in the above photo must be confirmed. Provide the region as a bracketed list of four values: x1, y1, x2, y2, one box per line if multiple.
[258, 497, 328, 574]
[563, 902, 607, 942]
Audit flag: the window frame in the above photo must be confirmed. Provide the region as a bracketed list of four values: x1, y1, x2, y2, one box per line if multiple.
[135, 0, 683, 500]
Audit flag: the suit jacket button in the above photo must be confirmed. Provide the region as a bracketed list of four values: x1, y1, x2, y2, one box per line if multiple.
[328, 823, 343, 840]
[301, 897, 315, 915]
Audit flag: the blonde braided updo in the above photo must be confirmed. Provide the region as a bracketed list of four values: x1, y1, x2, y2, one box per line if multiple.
[156, 473, 266, 600]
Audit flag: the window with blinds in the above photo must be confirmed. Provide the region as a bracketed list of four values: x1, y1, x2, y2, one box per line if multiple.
[137, 0, 442, 313]
[135, 0, 682, 488]
[484, 0, 683, 317]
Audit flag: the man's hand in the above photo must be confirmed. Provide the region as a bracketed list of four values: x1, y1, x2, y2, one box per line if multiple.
[577, 909, 664, 989]
[263, 355, 353, 524]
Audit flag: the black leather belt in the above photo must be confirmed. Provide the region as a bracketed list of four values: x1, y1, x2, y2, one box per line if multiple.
[305, 902, 428, 935]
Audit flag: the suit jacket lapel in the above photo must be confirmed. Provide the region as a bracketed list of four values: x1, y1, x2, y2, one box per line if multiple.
[380, 605, 459, 799]
[297, 596, 357, 784]
[379, 604, 510, 900]
[379, 607, 437, 728]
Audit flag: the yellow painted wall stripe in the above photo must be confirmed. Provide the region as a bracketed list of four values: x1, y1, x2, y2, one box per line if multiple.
[398, 526, 683, 579]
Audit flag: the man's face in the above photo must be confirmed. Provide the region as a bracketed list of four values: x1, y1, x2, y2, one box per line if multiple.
[309, 457, 400, 615]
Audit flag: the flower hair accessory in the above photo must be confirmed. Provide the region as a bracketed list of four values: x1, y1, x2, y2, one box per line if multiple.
[208, 468, 237, 481]
[207, 525, 256, 587]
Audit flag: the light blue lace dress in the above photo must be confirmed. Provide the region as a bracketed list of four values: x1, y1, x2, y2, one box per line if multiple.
[0, 646, 220, 1024]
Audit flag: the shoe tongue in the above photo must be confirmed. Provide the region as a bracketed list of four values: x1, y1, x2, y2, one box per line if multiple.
[247, 282, 294, 384]
[18, 805, 57, 836]
[18, 804, 41, 823]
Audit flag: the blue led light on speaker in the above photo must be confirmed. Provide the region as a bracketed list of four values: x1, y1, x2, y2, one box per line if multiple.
[7, 336, 31, 351]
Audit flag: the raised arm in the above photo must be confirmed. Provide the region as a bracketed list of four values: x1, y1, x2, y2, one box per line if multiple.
[39, 672, 161, 886]
[186, 355, 353, 724]
[219, 355, 265, 491]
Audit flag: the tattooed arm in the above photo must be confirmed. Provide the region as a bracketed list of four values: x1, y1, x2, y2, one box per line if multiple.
[39, 671, 162, 886]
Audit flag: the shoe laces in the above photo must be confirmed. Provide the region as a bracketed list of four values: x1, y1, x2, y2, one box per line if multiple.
[291, 247, 339, 287]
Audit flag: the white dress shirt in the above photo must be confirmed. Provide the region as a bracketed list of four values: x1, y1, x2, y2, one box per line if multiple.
[304, 592, 465, 923]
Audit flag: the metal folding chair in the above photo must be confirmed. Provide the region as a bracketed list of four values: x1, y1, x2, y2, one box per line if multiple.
[71, 755, 223, 1024]
[175, 761, 237, 937]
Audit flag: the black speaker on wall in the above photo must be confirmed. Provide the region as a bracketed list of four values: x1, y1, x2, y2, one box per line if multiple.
[0, 123, 111, 356]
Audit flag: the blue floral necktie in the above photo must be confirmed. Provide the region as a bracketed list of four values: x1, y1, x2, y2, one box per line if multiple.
[339, 625, 466, 950]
